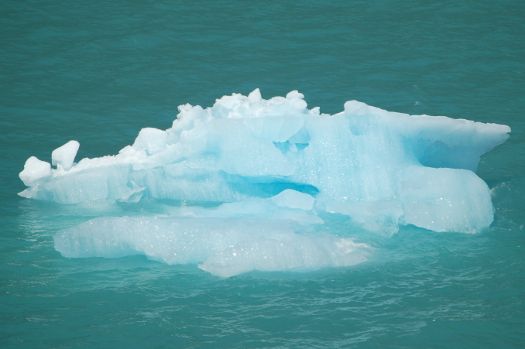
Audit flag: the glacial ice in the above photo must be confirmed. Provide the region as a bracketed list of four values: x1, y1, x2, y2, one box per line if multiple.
[51, 140, 79, 171]
[20, 89, 510, 276]
[19, 156, 51, 186]
[54, 194, 370, 278]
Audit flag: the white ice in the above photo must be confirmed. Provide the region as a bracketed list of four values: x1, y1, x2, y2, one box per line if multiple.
[19, 156, 52, 186]
[51, 140, 79, 171]
[54, 195, 370, 277]
[19, 90, 510, 276]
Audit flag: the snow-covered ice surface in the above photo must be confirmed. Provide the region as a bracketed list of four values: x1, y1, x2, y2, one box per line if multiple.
[19, 90, 510, 276]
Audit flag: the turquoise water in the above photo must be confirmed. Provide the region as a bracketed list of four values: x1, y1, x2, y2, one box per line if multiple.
[2, 1, 524, 348]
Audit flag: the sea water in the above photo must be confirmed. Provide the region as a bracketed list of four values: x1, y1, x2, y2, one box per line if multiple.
[1, 1, 524, 348]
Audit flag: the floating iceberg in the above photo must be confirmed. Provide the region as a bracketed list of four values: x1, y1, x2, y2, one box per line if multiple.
[19, 90, 510, 276]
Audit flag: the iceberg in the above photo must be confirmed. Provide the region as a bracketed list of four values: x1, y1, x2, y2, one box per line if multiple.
[19, 90, 510, 276]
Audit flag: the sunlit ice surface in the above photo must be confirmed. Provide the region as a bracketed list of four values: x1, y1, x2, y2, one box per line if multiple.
[18, 90, 510, 277]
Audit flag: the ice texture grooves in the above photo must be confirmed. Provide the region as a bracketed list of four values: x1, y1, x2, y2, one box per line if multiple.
[19, 90, 510, 276]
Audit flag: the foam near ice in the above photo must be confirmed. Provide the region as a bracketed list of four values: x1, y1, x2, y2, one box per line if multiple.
[20, 89, 510, 276]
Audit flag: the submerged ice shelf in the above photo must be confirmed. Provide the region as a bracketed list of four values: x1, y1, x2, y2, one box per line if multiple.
[19, 90, 510, 276]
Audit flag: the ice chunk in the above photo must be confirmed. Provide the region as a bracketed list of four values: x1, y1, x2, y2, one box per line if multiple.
[54, 215, 370, 278]
[51, 140, 79, 171]
[19, 156, 51, 186]
[132, 128, 167, 155]
[399, 166, 493, 233]
[19, 89, 510, 235]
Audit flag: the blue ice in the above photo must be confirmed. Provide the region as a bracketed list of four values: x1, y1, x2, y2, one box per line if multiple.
[19, 90, 510, 276]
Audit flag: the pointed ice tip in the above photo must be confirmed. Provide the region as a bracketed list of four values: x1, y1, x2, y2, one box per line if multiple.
[52, 140, 80, 171]
[248, 88, 262, 101]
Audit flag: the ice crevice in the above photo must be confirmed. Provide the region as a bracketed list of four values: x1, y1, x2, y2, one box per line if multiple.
[19, 89, 510, 276]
